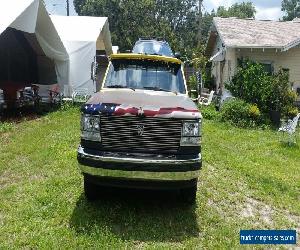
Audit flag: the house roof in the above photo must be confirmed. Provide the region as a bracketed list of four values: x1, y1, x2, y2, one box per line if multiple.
[206, 17, 300, 55]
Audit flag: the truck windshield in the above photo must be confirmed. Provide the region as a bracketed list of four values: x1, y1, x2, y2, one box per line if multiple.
[104, 59, 186, 94]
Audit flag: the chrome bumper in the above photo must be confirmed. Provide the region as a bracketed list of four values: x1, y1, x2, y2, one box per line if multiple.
[77, 146, 201, 181]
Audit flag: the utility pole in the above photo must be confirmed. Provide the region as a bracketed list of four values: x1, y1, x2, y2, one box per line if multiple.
[67, 0, 70, 16]
[198, 0, 203, 45]
[294, 2, 300, 19]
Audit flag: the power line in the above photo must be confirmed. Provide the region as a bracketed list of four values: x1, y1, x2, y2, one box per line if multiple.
[48, 0, 70, 16]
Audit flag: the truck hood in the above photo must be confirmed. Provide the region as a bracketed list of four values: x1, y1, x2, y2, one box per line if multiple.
[82, 89, 201, 119]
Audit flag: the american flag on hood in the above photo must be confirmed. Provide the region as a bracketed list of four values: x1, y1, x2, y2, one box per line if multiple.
[82, 103, 200, 119]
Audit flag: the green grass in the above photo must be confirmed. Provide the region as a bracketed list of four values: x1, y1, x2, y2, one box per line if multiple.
[0, 122, 15, 133]
[0, 107, 299, 248]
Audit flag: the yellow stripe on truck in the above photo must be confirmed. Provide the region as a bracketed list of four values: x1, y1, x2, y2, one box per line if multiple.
[110, 53, 182, 65]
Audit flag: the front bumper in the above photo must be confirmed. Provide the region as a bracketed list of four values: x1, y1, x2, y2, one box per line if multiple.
[77, 146, 201, 181]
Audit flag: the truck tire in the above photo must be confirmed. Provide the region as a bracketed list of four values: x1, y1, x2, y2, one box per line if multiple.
[84, 175, 98, 201]
[179, 184, 197, 205]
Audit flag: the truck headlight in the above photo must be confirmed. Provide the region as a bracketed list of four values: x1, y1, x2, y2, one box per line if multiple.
[81, 114, 101, 141]
[180, 120, 201, 146]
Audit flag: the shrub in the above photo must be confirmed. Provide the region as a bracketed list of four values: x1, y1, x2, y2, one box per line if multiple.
[187, 75, 197, 92]
[226, 61, 297, 117]
[226, 61, 270, 112]
[285, 106, 299, 119]
[248, 104, 261, 119]
[187, 75, 198, 99]
[220, 98, 262, 127]
[268, 70, 297, 113]
[200, 105, 219, 120]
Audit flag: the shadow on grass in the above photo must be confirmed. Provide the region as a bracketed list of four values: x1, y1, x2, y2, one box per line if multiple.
[0, 104, 60, 122]
[69, 188, 199, 243]
[279, 141, 300, 149]
[0, 102, 81, 123]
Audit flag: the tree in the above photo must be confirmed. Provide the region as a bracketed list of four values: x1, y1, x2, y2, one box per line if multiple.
[73, 0, 86, 15]
[216, 2, 256, 18]
[199, 11, 215, 45]
[74, 0, 199, 57]
[282, 0, 300, 21]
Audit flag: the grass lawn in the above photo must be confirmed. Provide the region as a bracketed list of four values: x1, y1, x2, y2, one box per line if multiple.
[0, 107, 299, 248]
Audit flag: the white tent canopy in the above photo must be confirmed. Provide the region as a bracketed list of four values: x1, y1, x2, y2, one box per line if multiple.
[0, 0, 69, 87]
[51, 15, 113, 96]
[0, 0, 112, 97]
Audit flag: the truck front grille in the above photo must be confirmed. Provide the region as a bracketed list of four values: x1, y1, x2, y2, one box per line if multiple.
[100, 115, 182, 153]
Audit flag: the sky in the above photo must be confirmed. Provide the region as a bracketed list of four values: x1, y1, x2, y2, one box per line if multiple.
[204, 0, 284, 20]
[44, 0, 77, 16]
[44, 0, 284, 21]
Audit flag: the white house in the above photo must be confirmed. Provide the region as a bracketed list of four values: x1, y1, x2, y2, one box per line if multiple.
[206, 17, 300, 99]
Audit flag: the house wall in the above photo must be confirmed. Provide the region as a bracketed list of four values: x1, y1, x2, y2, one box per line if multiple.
[236, 47, 300, 92]
[223, 48, 237, 84]
[279, 47, 300, 90]
[211, 47, 237, 92]
[211, 36, 223, 91]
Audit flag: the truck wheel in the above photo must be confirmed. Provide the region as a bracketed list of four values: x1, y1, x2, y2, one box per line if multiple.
[179, 184, 197, 205]
[84, 175, 98, 201]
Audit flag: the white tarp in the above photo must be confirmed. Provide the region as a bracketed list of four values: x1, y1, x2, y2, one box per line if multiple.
[51, 16, 113, 96]
[0, 0, 69, 87]
[0, 1, 112, 97]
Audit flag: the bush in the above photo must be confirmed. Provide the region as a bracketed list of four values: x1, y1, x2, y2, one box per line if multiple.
[248, 104, 261, 119]
[226, 61, 270, 112]
[187, 75, 197, 91]
[268, 70, 297, 113]
[285, 106, 299, 119]
[220, 98, 262, 127]
[187, 75, 198, 99]
[200, 105, 219, 120]
[226, 61, 297, 117]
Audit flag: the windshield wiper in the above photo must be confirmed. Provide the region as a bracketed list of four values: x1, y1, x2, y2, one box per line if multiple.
[143, 86, 177, 94]
[107, 85, 135, 91]
[107, 85, 126, 88]
[143, 86, 168, 91]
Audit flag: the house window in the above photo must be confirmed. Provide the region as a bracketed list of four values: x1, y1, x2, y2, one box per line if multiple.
[261, 62, 273, 75]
